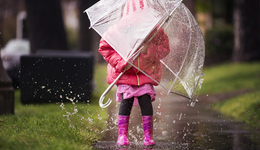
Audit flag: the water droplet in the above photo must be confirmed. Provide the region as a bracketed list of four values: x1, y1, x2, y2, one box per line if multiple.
[162, 131, 168, 136]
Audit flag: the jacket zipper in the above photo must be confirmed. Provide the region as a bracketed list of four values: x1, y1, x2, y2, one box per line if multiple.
[136, 57, 140, 85]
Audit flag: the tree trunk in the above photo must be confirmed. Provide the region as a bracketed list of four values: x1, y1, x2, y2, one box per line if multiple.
[24, 0, 68, 53]
[0, 1, 5, 45]
[78, 0, 100, 52]
[232, 0, 260, 62]
[0, 1, 14, 115]
[0, 52, 14, 115]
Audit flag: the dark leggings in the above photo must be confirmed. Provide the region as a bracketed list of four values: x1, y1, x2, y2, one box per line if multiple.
[118, 94, 153, 116]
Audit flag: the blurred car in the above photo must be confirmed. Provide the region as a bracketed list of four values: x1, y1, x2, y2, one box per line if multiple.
[1, 39, 30, 88]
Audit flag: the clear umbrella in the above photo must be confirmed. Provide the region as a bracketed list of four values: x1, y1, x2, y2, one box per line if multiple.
[85, 0, 205, 108]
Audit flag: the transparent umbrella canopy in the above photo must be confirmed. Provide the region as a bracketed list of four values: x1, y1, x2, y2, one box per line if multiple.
[85, 0, 205, 108]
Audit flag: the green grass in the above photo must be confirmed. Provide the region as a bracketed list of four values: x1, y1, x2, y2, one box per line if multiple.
[0, 64, 109, 150]
[200, 62, 260, 94]
[201, 61, 260, 128]
[213, 91, 260, 127]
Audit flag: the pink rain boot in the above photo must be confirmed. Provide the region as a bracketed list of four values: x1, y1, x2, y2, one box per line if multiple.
[117, 115, 130, 146]
[142, 116, 155, 146]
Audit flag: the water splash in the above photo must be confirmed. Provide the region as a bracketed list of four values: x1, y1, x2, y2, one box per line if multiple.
[57, 85, 199, 145]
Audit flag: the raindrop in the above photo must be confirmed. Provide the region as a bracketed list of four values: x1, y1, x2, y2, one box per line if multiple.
[183, 133, 187, 139]
[160, 91, 164, 95]
[178, 113, 183, 120]
[162, 131, 168, 136]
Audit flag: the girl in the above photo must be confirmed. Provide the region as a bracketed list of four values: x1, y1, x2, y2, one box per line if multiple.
[98, 0, 170, 146]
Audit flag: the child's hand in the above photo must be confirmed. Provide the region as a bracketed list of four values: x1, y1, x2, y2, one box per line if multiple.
[140, 42, 149, 54]
[123, 63, 132, 71]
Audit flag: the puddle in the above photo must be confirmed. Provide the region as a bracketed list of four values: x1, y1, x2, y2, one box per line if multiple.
[95, 94, 260, 150]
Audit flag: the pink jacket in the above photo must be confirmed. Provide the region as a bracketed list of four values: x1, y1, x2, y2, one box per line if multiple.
[98, 28, 170, 86]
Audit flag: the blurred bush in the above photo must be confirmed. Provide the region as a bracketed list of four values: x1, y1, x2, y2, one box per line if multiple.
[204, 25, 233, 65]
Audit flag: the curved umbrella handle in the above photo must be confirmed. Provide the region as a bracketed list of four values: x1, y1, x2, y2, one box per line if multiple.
[99, 71, 125, 108]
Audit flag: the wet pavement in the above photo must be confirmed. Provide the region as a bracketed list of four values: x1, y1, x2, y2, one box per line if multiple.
[94, 90, 260, 150]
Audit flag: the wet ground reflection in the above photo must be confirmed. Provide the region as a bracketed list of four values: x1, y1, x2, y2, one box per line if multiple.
[95, 92, 260, 150]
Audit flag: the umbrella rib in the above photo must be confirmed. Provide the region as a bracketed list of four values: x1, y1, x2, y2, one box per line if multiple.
[85, 0, 128, 28]
[169, 91, 191, 99]
[168, 5, 191, 95]
[128, 61, 162, 86]
[168, 3, 193, 98]
[190, 27, 205, 100]
[158, 61, 191, 100]
[129, 60, 192, 100]
[160, 60, 184, 84]
[182, 5, 194, 98]
[92, 14, 118, 27]
[160, 60, 187, 93]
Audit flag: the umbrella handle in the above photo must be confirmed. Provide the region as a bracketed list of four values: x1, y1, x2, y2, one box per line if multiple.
[99, 36, 157, 108]
[99, 71, 125, 108]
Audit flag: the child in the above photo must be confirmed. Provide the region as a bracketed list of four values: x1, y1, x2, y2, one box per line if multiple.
[98, 0, 170, 146]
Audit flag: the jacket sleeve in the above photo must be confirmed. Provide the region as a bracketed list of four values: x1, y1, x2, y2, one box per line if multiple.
[98, 38, 127, 72]
[140, 28, 170, 61]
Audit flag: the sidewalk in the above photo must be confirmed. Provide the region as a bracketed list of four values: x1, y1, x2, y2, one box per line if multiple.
[95, 92, 260, 149]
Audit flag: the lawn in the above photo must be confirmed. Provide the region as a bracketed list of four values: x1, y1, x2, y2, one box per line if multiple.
[0, 64, 110, 150]
[213, 91, 260, 127]
[201, 61, 260, 127]
[200, 61, 260, 94]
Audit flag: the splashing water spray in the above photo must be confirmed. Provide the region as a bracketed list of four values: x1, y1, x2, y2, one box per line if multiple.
[46, 84, 198, 147]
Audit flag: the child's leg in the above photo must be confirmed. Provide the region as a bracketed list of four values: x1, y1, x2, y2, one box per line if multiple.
[138, 94, 155, 146]
[138, 94, 153, 116]
[117, 95, 134, 146]
[119, 95, 134, 115]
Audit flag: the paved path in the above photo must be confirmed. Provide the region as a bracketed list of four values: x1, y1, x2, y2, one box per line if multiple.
[95, 92, 260, 150]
